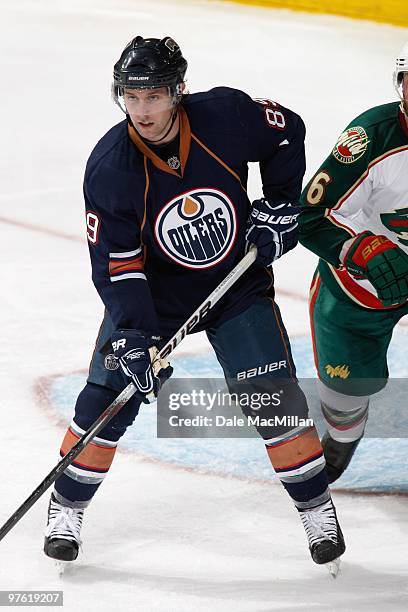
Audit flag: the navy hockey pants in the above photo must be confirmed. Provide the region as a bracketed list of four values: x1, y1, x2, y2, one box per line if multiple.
[54, 296, 329, 509]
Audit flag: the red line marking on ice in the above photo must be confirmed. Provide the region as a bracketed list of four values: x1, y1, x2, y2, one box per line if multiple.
[2, 213, 406, 326]
[0, 216, 84, 243]
[275, 288, 307, 302]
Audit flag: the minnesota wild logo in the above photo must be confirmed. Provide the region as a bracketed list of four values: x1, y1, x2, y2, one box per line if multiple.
[325, 364, 350, 379]
[380, 207, 408, 246]
[332, 126, 370, 164]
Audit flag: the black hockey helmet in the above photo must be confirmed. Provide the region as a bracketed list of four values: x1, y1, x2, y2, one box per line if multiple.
[112, 36, 187, 111]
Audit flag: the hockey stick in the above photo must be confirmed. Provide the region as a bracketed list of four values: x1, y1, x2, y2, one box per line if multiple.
[0, 245, 258, 542]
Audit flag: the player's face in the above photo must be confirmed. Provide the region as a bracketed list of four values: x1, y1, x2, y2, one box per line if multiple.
[403, 74, 408, 113]
[124, 87, 175, 140]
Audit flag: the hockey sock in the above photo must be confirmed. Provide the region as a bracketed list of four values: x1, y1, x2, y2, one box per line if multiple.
[54, 419, 118, 507]
[318, 381, 369, 442]
[54, 382, 141, 507]
[321, 402, 368, 442]
[265, 425, 330, 510]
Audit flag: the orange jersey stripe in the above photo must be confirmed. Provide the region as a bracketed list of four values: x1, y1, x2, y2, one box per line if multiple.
[142, 156, 149, 238]
[60, 429, 117, 471]
[109, 257, 144, 275]
[266, 426, 322, 470]
[191, 132, 245, 190]
[128, 107, 191, 178]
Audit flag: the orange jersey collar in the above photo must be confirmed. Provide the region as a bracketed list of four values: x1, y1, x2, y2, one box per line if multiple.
[127, 107, 191, 177]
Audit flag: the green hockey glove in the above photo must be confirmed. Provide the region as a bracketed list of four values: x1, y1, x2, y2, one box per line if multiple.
[343, 231, 408, 306]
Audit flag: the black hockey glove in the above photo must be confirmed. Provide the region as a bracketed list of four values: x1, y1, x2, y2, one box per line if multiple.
[245, 199, 299, 266]
[111, 329, 173, 403]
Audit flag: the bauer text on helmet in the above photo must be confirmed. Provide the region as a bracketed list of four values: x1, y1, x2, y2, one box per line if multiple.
[112, 36, 187, 115]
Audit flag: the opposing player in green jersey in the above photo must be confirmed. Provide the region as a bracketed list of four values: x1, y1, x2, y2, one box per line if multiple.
[299, 42, 408, 482]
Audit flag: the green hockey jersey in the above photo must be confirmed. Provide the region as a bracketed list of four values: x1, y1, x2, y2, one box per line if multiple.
[299, 102, 408, 309]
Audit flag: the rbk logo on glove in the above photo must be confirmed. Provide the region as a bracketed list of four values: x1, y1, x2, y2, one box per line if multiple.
[126, 350, 146, 361]
[111, 329, 173, 402]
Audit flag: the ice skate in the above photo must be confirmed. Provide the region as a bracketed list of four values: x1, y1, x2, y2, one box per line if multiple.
[44, 494, 83, 566]
[322, 431, 362, 483]
[299, 498, 345, 577]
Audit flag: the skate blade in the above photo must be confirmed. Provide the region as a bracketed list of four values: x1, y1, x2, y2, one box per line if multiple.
[54, 560, 73, 578]
[326, 557, 341, 579]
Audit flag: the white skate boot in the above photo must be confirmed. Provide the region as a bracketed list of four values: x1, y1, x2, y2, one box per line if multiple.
[299, 498, 345, 577]
[44, 493, 84, 564]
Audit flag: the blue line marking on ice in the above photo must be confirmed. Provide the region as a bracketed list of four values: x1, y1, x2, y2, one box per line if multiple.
[50, 335, 408, 492]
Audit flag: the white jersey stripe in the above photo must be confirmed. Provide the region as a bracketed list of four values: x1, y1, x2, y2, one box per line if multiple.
[109, 248, 142, 258]
[110, 272, 147, 282]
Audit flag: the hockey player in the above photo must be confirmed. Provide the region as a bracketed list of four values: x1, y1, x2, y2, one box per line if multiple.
[44, 36, 345, 569]
[299, 42, 408, 482]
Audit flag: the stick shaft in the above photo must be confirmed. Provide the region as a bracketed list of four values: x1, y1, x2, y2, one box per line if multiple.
[0, 246, 257, 542]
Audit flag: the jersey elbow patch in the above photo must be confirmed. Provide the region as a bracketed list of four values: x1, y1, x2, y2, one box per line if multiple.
[108, 248, 146, 282]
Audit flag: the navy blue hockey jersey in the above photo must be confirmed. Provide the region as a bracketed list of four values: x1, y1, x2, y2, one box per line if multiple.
[84, 87, 305, 338]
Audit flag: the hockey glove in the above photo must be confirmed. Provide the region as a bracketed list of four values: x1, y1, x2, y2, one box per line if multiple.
[342, 231, 408, 306]
[245, 199, 299, 266]
[111, 329, 173, 403]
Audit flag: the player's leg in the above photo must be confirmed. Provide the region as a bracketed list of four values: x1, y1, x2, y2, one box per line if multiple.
[318, 383, 369, 483]
[309, 271, 403, 482]
[44, 312, 143, 561]
[206, 296, 345, 565]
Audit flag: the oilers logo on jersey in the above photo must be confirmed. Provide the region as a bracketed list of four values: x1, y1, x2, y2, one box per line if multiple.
[154, 188, 237, 269]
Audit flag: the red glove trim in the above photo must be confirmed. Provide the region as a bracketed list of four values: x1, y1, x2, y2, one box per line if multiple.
[349, 234, 398, 269]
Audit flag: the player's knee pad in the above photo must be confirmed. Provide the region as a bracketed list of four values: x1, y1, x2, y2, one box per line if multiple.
[73, 382, 142, 442]
[317, 380, 369, 442]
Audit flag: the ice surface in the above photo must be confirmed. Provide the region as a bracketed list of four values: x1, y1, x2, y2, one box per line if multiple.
[48, 335, 408, 492]
[0, 1, 407, 610]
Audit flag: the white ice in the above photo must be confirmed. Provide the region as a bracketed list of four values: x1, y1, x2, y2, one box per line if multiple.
[0, 1, 407, 610]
